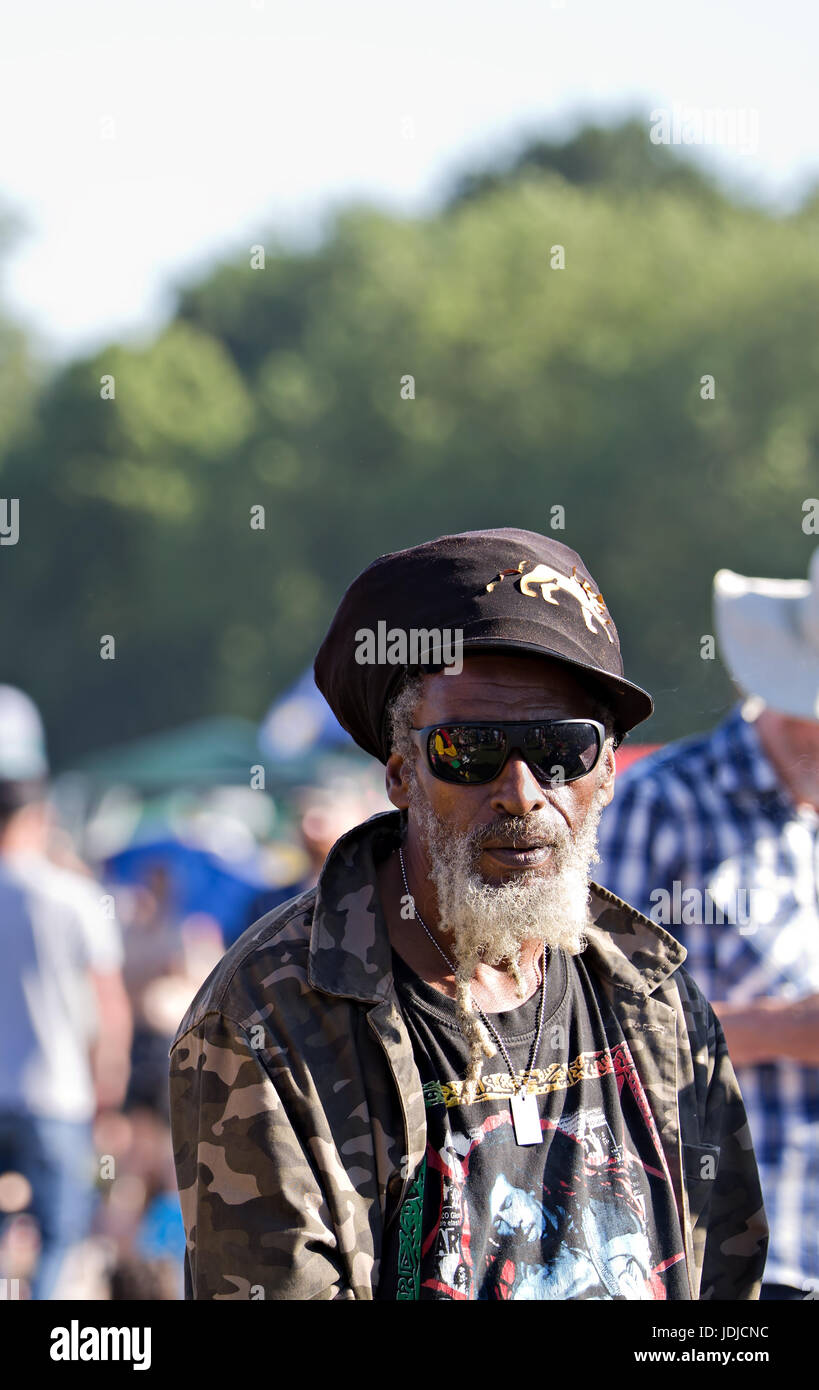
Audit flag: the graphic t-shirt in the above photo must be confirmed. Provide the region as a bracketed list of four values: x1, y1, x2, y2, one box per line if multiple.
[380, 945, 690, 1300]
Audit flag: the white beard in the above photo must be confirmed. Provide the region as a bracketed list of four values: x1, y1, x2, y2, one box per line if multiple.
[404, 767, 610, 1098]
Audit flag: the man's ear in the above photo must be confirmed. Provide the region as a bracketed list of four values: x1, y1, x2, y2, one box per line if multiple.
[385, 753, 411, 810]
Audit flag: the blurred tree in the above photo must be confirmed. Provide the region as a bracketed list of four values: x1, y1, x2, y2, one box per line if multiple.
[444, 117, 729, 210]
[0, 205, 37, 461]
[2, 119, 817, 763]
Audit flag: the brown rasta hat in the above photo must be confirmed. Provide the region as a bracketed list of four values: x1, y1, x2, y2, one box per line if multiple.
[313, 527, 654, 763]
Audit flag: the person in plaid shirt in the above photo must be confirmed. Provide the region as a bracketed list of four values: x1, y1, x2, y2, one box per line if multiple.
[597, 549, 819, 1299]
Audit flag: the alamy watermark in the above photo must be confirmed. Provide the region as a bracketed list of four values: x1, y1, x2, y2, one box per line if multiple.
[355, 623, 464, 675]
[50, 1321, 151, 1369]
[649, 881, 763, 934]
[650, 105, 759, 154]
[0, 498, 19, 545]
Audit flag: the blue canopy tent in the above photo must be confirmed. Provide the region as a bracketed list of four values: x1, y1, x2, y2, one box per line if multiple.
[258, 667, 359, 777]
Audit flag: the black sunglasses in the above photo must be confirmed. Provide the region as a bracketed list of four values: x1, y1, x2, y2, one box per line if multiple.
[411, 719, 606, 787]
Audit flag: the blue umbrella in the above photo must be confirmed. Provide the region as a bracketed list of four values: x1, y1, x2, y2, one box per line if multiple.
[106, 836, 272, 944]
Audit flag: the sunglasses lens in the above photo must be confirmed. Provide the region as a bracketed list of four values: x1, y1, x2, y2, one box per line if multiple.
[523, 722, 601, 784]
[427, 725, 506, 784]
[425, 722, 601, 785]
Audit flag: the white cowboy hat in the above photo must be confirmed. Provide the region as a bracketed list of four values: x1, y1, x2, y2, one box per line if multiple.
[0, 685, 49, 780]
[713, 547, 819, 721]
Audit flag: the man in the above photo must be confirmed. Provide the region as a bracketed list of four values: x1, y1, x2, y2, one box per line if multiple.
[0, 686, 131, 1298]
[169, 528, 767, 1300]
[597, 549, 819, 1300]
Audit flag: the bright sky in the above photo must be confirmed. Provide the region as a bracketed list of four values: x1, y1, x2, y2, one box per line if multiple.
[1, 0, 816, 360]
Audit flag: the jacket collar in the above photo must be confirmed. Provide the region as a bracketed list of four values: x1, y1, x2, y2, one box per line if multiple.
[308, 811, 687, 1005]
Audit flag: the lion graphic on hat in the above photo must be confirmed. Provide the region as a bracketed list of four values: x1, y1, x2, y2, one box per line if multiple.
[486, 561, 614, 643]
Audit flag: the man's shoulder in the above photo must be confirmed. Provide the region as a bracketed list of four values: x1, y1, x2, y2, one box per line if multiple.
[588, 880, 688, 975]
[587, 884, 717, 1043]
[169, 885, 317, 1052]
[0, 853, 113, 950]
[1, 851, 99, 906]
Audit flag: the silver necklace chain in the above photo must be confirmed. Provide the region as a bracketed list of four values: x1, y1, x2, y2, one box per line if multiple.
[398, 847, 548, 1096]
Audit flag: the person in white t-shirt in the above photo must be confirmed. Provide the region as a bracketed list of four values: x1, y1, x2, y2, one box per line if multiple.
[0, 687, 132, 1299]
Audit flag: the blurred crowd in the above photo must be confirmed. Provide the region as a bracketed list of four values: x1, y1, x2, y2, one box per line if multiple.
[0, 685, 385, 1299]
[1, 548, 818, 1300]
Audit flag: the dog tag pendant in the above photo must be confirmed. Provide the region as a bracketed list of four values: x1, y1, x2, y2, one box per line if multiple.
[510, 1089, 542, 1145]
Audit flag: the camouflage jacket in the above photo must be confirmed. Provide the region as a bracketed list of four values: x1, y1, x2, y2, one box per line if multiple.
[169, 811, 768, 1300]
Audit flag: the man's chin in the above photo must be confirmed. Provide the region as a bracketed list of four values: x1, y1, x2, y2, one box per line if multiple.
[474, 849, 573, 901]
[468, 856, 595, 952]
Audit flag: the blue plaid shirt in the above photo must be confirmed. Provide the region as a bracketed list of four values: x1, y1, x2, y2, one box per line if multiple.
[597, 704, 819, 1291]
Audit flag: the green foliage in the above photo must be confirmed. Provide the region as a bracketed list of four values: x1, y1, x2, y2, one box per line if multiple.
[0, 206, 36, 454]
[445, 117, 729, 209]
[2, 121, 817, 764]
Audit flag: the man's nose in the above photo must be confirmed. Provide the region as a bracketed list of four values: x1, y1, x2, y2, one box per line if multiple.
[489, 751, 549, 817]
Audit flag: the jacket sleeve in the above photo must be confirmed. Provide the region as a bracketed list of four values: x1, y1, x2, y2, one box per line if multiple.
[169, 1009, 354, 1300]
[695, 1001, 769, 1300]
